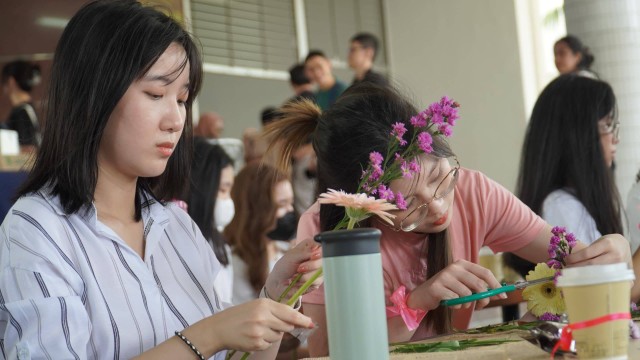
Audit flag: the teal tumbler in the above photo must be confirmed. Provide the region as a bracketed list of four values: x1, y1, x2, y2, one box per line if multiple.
[315, 228, 389, 359]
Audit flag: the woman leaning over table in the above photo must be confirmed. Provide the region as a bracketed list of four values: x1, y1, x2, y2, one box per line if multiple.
[0, 1, 321, 359]
[263, 83, 631, 357]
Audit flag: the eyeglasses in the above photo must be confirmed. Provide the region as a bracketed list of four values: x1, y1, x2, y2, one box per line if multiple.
[599, 119, 620, 140]
[398, 157, 460, 232]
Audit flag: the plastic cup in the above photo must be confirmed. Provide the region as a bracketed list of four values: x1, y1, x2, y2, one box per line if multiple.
[557, 263, 635, 359]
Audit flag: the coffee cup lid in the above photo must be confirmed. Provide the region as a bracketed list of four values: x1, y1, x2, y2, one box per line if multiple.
[556, 262, 635, 287]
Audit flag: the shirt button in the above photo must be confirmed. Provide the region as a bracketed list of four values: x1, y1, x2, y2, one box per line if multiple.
[16, 342, 30, 359]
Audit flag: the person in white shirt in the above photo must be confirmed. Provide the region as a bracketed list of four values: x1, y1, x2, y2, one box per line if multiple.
[505, 74, 623, 276]
[0, 1, 322, 359]
[182, 138, 236, 304]
[225, 163, 297, 305]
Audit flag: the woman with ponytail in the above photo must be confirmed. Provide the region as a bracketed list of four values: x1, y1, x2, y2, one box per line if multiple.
[263, 83, 632, 356]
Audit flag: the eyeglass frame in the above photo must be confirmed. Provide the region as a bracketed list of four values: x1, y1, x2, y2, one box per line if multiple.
[599, 118, 620, 140]
[398, 157, 460, 232]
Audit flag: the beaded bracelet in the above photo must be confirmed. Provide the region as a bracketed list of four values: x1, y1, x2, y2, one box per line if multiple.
[175, 330, 206, 360]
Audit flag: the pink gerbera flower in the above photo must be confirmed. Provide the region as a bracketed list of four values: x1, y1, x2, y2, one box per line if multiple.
[319, 189, 397, 226]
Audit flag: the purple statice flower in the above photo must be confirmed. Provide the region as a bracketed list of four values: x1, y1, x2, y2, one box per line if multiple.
[551, 226, 566, 236]
[427, 102, 443, 121]
[377, 185, 395, 201]
[442, 105, 459, 124]
[410, 115, 427, 128]
[548, 246, 557, 258]
[417, 132, 433, 154]
[539, 312, 562, 322]
[431, 112, 444, 125]
[438, 124, 452, 137]
[400, 160, 412, 178]
[553, 270, 562, 284]
[547, 259, 562, 270]
[370, 166, 383, 181]
[369, 151, 383, 167]
[391, 122, 408, 145]
[566, 233, 577, 248]
[395, 192, 407, 210]
[440, 95, 454, 107]
[631, 302, 638, 312]
[549, 235, 561, 250]
[409, 159, 420, 174]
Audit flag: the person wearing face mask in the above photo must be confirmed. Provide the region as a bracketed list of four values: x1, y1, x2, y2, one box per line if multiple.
[182, 138, 236, 303]
[225, 163, 297, 305]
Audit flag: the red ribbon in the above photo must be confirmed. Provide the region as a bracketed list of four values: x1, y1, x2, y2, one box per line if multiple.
[550, 312, 631, 359]
[385, 285, 427, 331]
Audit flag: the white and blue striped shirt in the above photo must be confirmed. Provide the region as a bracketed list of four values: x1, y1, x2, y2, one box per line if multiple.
[0, 190, 226, 359]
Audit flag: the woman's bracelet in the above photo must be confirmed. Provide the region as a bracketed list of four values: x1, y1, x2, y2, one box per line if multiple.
[175, 330, 206, 360]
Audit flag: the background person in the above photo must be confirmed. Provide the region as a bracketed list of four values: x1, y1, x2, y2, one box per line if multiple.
[348, 32, 389, 87]
[1, 60, 41, 152]
[183, 137, 236, 303]
[504, 75, 623, 278]
[554, 35, 597, 78]
[304, 50, 347, 111]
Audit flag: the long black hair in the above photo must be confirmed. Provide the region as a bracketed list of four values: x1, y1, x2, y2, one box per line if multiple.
[185, 138, 233, 266]
[18, 0, 203, 220]
[264, 83, 455, 334]
[517, 74, 622, 234]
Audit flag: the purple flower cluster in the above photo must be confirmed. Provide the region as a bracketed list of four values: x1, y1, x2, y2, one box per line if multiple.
[546, 226, 577, 270]
[539, 312, 562, 322]
[411, 96, 460, 138]
[358, 96, 459, 211]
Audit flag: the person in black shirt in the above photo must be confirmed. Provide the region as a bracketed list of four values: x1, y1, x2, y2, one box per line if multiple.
[348, 32, 389, 87]
[1, 60, 41, 151]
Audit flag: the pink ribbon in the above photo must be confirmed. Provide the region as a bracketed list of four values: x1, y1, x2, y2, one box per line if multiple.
[385, 285, 427, 331]
[551, 312, 631, 359]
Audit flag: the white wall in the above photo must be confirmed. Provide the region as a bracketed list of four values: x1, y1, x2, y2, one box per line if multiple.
[198, 73, 293, 140]
[385, 0, 527, 191]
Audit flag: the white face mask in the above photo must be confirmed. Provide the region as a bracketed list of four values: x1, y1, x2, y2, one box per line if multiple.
[214, 198, 235, 232]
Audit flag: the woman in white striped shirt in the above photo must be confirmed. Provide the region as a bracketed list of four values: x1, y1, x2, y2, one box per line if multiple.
[0, 1, 321, 359]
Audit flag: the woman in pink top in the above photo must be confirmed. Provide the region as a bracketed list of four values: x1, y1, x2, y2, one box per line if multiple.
[264, 83, 631, 357]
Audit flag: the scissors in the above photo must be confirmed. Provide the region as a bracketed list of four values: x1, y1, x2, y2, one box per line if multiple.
[440, 276, 555, 307]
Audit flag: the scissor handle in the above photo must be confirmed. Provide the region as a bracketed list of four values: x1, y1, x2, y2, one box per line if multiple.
[440, 284, 516, 307]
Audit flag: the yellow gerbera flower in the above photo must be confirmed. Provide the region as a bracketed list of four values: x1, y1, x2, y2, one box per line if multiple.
[522, 263, 565, 317]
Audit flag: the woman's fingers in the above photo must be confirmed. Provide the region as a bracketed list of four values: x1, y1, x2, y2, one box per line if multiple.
[566, 234, 630, 267]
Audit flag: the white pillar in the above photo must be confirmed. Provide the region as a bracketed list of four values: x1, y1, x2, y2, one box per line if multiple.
[564, 0, 640, 208]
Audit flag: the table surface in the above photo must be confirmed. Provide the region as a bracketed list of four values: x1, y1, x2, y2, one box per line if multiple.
[304, 321, 640, 359]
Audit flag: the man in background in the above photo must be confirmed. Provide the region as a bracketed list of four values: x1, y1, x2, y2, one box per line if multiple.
[194, 111, 224, 139]
[287, 64, 315, 104]
[304, 50, 347, 111]
[348, 32, 389, 87]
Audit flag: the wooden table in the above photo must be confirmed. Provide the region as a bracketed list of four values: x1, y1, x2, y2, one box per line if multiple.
[304, 322, 640, 359]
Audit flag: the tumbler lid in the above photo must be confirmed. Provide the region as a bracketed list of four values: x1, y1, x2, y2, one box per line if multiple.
[314, 228, 381, 257]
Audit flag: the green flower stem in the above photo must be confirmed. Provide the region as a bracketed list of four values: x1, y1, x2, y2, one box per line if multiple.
[278, 273, 303, 302]
[231, 268, 324, 360]
[347, 217, 357, 230]
[286, 267, 323, 306]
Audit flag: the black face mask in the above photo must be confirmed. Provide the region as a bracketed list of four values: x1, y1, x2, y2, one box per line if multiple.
[267, 211, 297, 241]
